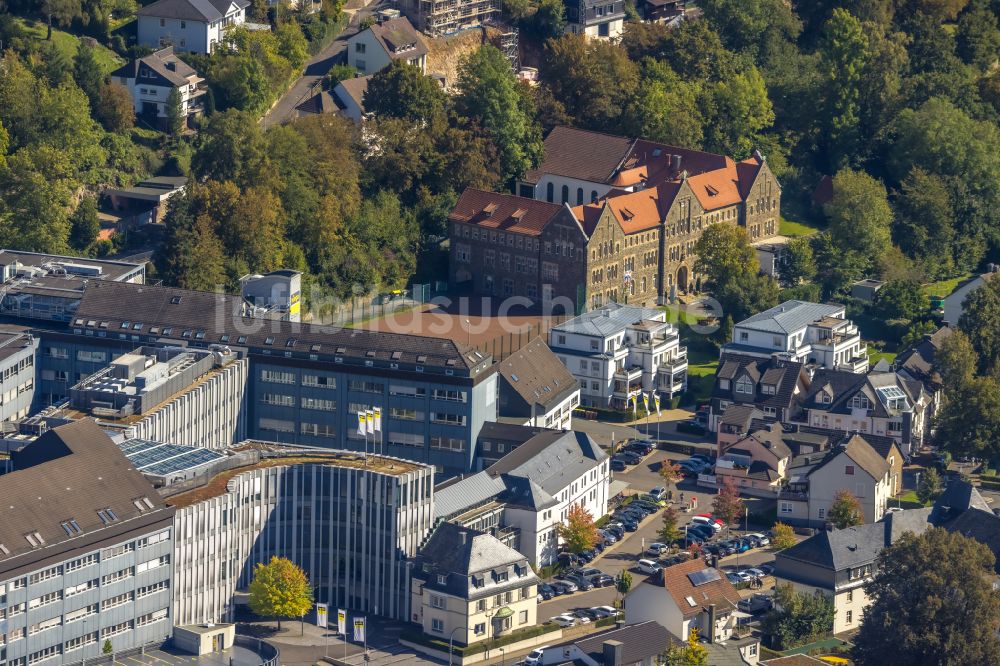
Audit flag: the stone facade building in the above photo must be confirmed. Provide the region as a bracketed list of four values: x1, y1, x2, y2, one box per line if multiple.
[450, 127, 781, 313]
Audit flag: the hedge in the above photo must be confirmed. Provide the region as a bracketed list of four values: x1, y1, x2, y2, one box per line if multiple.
[595, 616, 618, 628]
[401, 622, 561, 656]
[979, 478, 1000, 491]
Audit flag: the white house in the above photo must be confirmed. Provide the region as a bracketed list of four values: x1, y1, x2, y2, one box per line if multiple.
[434, 430, 609, 567]
[332, 75, 370, 124]
[346, 16, 428, 76]
[110, 47, 206, 127]
[942, 268, 998, 326]
[136, 0, 250, 53]
[722, 300, 868, 373]
[564, 0, 626, 39]
[549, 303, 688, 409]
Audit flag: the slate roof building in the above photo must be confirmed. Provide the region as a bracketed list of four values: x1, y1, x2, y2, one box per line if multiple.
[709, 353, 808, 435]
[0, 420, 175, 665]
[136, 0, 251, 53]
[564, 0, 626, 40]
[549, 303, 688, 408]
[435, 430, 609, 566]
[453, 126, 781, 312]
[110, 47, 206, 128]
[722, 300, 868, 373]
[410, 523, 538, 647]
[551, 621, 674, 666]
[346, 17, 428, 76]
[495, 337, 580, 430]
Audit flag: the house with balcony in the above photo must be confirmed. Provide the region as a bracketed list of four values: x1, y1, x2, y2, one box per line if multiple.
[708, 353, 808, 434]
[136, 0, 250, 53]
[549, 303, 687, 410]
[722, 300, 868, 373]
[714, 422, 794, 495]
[110, 47, 206, 129]
[564, 0, 626, 39]
[796, 362, 929, 457]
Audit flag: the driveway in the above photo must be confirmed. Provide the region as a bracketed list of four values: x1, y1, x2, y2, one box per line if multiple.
[261, 0, 385, 127]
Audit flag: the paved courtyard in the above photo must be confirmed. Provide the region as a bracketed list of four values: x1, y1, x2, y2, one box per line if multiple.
[108, 644, 264, 666]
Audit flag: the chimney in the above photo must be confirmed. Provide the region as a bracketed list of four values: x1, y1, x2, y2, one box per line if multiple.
[459, 530, 467, 544]
[672, 154, 681, 173]
[602, 640, 624, 666]
[707, 604, 716, 644]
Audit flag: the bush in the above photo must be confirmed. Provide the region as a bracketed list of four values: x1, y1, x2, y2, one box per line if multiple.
[401, 622, 560, 656]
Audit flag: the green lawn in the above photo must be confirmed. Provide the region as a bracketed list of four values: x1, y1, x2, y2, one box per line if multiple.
[921, 273, 973, 299]
[867, 349, 897, 366]
[893, 490, 929, 510]
[15, 18, 123, 74]
[779, 216, 822, 237]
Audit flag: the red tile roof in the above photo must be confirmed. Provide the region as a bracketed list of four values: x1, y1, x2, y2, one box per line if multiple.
[660, 558, 741, 618]
[449, 188, 565, 237]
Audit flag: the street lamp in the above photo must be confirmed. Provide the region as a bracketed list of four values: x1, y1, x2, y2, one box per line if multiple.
[447, 626, 468, 666]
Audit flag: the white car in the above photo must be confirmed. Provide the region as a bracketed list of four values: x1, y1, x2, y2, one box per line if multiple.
[549, 614, 577, 627]
[748, 532, 770, 546]
[638, 558, 663, 575]
[525, 647, 549, 665]
[690, 516, 722, 532]
[590, 605, 620, 618]
[646, 542, 669, 556]
[649, 486, 667, 501]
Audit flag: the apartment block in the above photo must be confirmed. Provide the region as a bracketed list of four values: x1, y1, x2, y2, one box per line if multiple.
[549, 303, 687, 408]
[0, 420, 174, 666]
[0, 328, 37, 424]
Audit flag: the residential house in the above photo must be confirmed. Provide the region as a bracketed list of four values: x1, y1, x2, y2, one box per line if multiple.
[510, 126, 781, 305]
[564, 0, 626, 39]
[136, 0, 250, 53]
[548, 621, 673, 666]
[641, 0, 686, 23]
[714, 422, 794, 495]
[495, 337, 580, 430]
[942, 267, 998, 326]
[110, 47, 206, 127]
[895, 325, 951, 421]
[103, 175, 187, 225]
[797, 364, 929, 456]
[435, 429, 609, 566]
[722, 301, 868, 373]
[346, 17, 428, 76]
[778, 435, 899, 528]
[474, 421, 555, 468]
[709, 354, 808, 434]
[549, 303, 688, 409]
[625, 558, 760, 664]
[409, 522, 539, 647]
[333, 75, 371, 123]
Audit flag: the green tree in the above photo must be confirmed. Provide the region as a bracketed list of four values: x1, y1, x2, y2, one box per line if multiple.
[900, 320, 939, 349]
[541, 35, 639, 131]
[456, 45, 543, 183]
[935, 329, 977, 390]
[526, 0, 565, 41]
[694, 223, 779, 322]
[762, 583, 835, 650]
[770, 522, 796, 550]
[73, 42, 103, 108]
[0, 119, 7, 169]
[44, 0, 83, 39]
[69, 195, 100, 252]
[916, 467, 943, 504]
[778, 236, 816, 287]
[892, 167, 956, 280]
[102, 639, 113, 655]
[658, 506, 683, 545]
[711, 477, 744, 531]
[623, 20, 739, 82]
[96, 82, 135, 133]
[933, 377, 1000, 459]
[815, 168, 892, 295]
[624, 59, 704, 148]
[852, 528, 1000, 666]
[192, 109, 272, 189]
[558, 503, 600, 554]
[248, 556, 314, 630]
[40, 39, 73, 87]
[697, 0, 801, 59]
[829, 489, 864, 528]
[702, 66, 774, 158]
[958, 276, 1000, 373]
[615, 570, 632, 606]
[956, 0, 1000, 69]
[0, 145, 74, 253]
[819, 8, 867, 169]
[873, 279, 929, 321]
[363, 60, 446, 123]
[275, 21, 309, 70]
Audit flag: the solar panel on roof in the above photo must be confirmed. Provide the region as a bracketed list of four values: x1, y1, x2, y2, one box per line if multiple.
[687, 568, 721, 587]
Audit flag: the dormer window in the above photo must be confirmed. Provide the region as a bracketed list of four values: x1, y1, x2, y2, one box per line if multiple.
[762, 383, 776, 396]
[820, 392, 832, 404]
[849, 395, 870, 410]
[437, 574, 447, 585]
[735, 376, 754, 395]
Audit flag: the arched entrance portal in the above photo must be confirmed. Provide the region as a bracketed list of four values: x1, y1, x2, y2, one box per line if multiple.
[677, 266, 689, 293]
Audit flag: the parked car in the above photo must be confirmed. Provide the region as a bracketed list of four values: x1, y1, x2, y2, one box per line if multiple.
[565, 574, 594, 591]
[590, 606, 620, 618]
[639, 493, 668, 507]
[638, 558, 663, 575]
[733, 571, 753, 583]
[610, 459, 626, 472]
[598, 529, 617, 544]
[625, 441, 654, 455]
[605, 525, 625, 539]
[525, 647, 549, 666]
[649, 486, 667, 501]
[745, 568, 767, 579]
[579, 549, 597, 563]
[747, 533, 770, 547]
[571, 609, 593, 623]
[619, 451, 643, 465]
[549, 614, 577, 627]
[738, 593, 773, 614]
[726, 572, 742, 585]
[759, 563, 775, 576]
[620, 518, 639, 531]
[691, 515, 723, 530]
[632, 499, 659, 511]
[579, 567, 602, 578]
[647, 542, 669, 556]
[590, 573, 614, 587]
[557, 552, 582, 567]
[687, 525, 716, 540]
[538, 583, 555, 600]
[551, 580, 576, 594]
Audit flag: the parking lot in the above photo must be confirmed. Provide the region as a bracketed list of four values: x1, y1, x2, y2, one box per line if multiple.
[537, 443, 783, 622]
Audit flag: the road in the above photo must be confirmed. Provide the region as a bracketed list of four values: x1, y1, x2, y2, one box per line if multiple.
[537, 448, 785, 621]
[261, 0, 384, 127]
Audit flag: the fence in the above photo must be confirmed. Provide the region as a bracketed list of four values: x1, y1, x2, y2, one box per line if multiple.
[235, 634, 280, 666]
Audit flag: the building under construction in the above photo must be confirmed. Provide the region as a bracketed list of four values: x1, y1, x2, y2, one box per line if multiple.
[397, 0, 500, 34]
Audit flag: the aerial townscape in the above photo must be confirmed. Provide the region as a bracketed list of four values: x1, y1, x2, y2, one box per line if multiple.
[1, 0, 1000, 665]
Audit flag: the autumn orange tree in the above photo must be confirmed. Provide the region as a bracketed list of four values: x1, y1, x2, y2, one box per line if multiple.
[659, 459, 684, 497]
[712, 477, 745, 531]
[558, 504, 600, 554]
[829, 489, 864, 528]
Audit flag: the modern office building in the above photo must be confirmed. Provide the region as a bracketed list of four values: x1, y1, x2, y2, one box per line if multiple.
[0, 327, 38, 424]
[26, 345, 248, 449]
[721, 300, 868, 373]
[0, 420, 174, 666]
[161, 442, 435, 625]
[549, 303, 687, 409]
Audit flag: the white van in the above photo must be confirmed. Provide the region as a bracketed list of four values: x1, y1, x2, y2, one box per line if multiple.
[638, 558, 662, 575]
